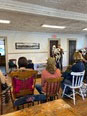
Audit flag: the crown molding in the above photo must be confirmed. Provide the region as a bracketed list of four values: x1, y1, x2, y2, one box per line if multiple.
[0, 0, 87, 21]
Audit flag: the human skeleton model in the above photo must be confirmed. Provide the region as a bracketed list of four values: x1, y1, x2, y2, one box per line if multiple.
[52, 45, 61, 63]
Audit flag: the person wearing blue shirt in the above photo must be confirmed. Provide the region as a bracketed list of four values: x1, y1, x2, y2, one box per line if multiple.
[61, 51, 85, 94]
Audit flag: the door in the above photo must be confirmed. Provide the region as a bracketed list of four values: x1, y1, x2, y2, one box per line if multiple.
[50, 40, 58, 57]
[69, 40, 76, 65]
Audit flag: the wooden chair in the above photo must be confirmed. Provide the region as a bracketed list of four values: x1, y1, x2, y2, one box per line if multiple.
[9, 69, 38, 110]
[45, 77, 63, 101]
[0, 80, 11, 115]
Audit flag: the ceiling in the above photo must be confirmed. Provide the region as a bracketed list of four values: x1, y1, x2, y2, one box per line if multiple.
[16, 0, 87, 14]
[0, 0, 87, 34]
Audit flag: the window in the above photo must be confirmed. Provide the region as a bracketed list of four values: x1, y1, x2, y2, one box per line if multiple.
[0, 40, 5, 56]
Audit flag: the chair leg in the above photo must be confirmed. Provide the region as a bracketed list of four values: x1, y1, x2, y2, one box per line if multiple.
[62, 85, 66, 97]
[22, 105, 24, 109]
[32, 102, 34, 106]
[79, 88, 84, 100]
[1, 95, 3, 115]
[5, 92, 9, 103]
[72, 89, 75, 105]
[56, 95, 58, 99]
[17, 106, 19, 110]
[9, 89, 15, 108]
[37, 101, 40, 104]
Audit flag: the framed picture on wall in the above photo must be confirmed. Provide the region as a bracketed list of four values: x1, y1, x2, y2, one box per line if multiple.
[15, 42, 40, 49]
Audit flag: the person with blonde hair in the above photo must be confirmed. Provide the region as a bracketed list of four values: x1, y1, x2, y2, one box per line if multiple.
[72, 51, 85, 72]
[61, 51, 85, 94]
[73, 51, 83, 61]
[35, 57, 61, 94]
[0, 70, 8, 90]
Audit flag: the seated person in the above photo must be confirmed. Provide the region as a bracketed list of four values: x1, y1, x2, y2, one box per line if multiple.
[79, 50, 87, 62]
[84, 52, 87, 60]
[9, 57, 35, 97]
[18, 57, 28, 69]
[35, 57, 61, 94]
[8, 57, 28, 74]
[0, 70, 8, 91]
[61, 51, 85, 94]
[26, 60, 34, 69]
[9, 57, 43, 105]
[82, 52, 87, 81]
[0, 70, 11, 103]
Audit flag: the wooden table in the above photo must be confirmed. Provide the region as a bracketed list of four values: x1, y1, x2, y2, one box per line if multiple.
[2, 99, 80, 116]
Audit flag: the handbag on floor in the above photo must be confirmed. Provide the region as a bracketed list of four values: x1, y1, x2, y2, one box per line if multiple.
[81, 82, 87, 97]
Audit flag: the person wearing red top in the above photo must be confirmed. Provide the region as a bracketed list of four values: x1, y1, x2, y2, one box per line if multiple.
[35, 57, 61, 94]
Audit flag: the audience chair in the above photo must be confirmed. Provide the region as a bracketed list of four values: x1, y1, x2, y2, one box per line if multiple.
[9, 69, 38, 110]
[0, 80, 11, 115]
[62, 71, 85, 105]
[45, 77, 63, 101]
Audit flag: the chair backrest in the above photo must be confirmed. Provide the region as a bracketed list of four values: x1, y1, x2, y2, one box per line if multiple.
[9, 69, 38, 98]
[71, 71, 85, 87]
[45, 77, 63, 98]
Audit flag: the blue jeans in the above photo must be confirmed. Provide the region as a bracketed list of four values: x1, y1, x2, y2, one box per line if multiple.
[14, 94, 46, 106]
[61, 79, 72, 94]
[35, 84, 43, 94]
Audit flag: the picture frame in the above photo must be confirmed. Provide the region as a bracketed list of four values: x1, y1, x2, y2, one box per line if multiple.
[15, 42, 40, 49]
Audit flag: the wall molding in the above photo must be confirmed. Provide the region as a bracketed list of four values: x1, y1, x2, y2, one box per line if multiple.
[8, 51, 48, 54]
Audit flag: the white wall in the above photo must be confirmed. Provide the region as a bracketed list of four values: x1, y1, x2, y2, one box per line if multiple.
[60, 34, 86, 66]
[84, 35, 87, 48]
[0, 31, 86, 68]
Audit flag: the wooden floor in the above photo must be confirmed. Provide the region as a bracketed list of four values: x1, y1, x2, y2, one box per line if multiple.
[2, 78, 87, 116]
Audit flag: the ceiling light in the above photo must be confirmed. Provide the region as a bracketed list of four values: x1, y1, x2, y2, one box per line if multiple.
[0, 20, 10, 24]
[42, 24, 66, 29]
[83, 28, 87, 31]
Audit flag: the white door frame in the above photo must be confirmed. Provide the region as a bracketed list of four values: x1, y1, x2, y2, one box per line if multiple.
[48, 38, 60, 57]
[67, 38, 77, 65]
[0, 36, 8, 73]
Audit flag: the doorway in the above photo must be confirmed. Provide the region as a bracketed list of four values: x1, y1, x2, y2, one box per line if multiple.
[49, 40, 58, 57]
[0, 39, 6, 74]
[69, 40, 76, 65]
